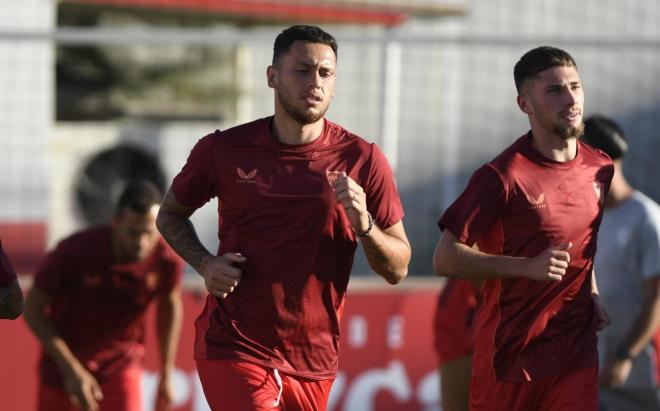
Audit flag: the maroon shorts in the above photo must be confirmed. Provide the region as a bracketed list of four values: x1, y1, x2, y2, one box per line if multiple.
[37, 367, 143, 411]
[470, 366, 598, 411]
[196, 359, 334, 411]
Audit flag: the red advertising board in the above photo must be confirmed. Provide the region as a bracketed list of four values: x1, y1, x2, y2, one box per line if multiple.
[0, 279, 442, 411]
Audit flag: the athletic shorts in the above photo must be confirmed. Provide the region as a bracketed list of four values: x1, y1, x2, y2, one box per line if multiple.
[37, 366, 143, 411]
[470, 366, 598, 411]
[434, 278, 479, 365]
[196, 359, 334, 411]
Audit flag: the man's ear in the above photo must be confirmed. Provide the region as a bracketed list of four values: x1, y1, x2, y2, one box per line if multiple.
[267, 65, 277, 89]
[517, 94, 532, 115]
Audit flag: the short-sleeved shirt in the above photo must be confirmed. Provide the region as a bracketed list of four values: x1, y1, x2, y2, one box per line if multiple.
[439, 133, 613, 382]
[171, 116, 404, 379]
[596, 191, 660, 388]
[0, 240, 17, 286]
[434, 278, 481, 365]
[34, 225, 184, 389]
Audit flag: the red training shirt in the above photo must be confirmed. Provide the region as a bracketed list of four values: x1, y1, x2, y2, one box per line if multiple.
[439, 133, 613, 382]
[0, 240, 17, 286]
[171, 116, 404, 379]
[33, 225, 184, 389]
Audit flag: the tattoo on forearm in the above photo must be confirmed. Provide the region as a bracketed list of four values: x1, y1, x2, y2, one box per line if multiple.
[158, 193, 212, 273]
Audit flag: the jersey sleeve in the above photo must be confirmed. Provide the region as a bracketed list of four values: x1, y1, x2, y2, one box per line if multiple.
[363, 144, 404, 229]
[33, 241, 72, 299]
[639, 202, 660, 280]
[0, 240, 17, 286]
[171, 134, 218, 209]
[438, 164, 507, 246]
[157, 245, 185, 295]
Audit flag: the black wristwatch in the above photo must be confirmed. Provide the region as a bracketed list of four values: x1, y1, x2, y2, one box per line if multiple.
[615, 345, 634, 361]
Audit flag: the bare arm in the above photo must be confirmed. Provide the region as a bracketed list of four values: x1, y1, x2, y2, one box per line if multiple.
[156, 188, 245, 298]
[154, 288, 183, 411]
[332, 174, 410, 284]
[0, 279, 23, 319]
[601, 275, 660, 388]
[433, 230, 572, 281]
[24, 287, 103, 410]
[360, 221, 411, 284]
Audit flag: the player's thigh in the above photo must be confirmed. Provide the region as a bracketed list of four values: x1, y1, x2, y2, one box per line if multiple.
[540, 366, 598, 411]
[440, 356, 471, 411]
[197, 359, 282, 410]
[280, 373, 334, 411]
[99, 366, 144, 411]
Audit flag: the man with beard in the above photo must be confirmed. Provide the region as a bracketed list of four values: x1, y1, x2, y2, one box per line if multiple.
[25, 180, 184, 411]
[156, 25, 410, 410]
[433, 46, 613, 410]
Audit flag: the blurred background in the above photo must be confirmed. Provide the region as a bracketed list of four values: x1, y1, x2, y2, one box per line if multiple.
[1, 0, 660, 410]
[2, 0, 660, 277]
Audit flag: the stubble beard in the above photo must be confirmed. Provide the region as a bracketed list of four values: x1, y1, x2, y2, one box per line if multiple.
[554, 121, 584, 140]
[277, 90, 329, 125]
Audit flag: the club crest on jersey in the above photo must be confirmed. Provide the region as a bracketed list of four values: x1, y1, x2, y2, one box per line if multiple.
[593, 182, 605, 204]
[326, 169, 343, 188]
[526, 192, 547, 209]
[236, 167, 257, 184]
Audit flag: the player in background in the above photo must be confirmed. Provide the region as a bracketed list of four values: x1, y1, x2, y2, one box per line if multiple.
[433, 46, 613, 410]
[156, 24, 411, 410]
[581, 115, 660, 411]
[433, 278, 481, 411]
[24, 179, 184, 411]
[0, 239, 23, 319]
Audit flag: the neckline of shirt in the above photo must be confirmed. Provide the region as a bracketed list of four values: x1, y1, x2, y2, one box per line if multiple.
[520, 132, 582, 170]
[259, 116, 330, 155]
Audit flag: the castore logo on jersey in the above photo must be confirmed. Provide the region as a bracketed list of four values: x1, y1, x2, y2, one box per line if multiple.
[236, 167, 257, 184]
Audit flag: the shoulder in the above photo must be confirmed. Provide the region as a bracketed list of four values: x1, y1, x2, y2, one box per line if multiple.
[324, 119, 369, 150]
[212, 117, 271, 148]
[632, 192, 660, 227]
[56, 225, 111, 254]
[578, 140, 613, 166]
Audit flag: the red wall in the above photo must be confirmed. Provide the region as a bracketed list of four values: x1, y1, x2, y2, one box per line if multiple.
[0, 283, 442, 411]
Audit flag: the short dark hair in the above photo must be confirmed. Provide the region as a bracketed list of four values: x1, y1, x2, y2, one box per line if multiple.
[115, 179, 162, 215]
[582, 115, 628, 160]
[514, 46, 577, 93]
[273, 25, 338, 64]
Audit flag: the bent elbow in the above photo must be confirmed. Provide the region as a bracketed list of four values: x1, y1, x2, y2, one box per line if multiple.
[386, 267, 408, 285]
[432, 247, 454, 278]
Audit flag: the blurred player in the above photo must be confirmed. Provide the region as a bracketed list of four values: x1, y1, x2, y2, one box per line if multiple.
[156, 24, 411, 410]
[0, 239, 23, 319]
[433, 278, 480, 411]
[24, 179, 184, 411]
[433, 46, 613, 410]
[581, 115, 660, 411]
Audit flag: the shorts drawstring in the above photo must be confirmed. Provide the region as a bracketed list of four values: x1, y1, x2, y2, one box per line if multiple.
[273, 369, 283, 407]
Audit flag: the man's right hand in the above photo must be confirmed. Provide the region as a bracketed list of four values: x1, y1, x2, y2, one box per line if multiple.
[200, 252, 246, 298]
[63, 366, 103, 411]
[525, 242, 572, 281]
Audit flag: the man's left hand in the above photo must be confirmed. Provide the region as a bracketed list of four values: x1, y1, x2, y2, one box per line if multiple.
[155, 376, 174, 411]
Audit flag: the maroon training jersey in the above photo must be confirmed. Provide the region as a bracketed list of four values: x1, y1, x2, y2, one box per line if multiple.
[171, 116, 404, 379]
[0, 240, 17, 286]
[439, 133, 613, 382]
[33, 225, 184, 389]
[434, 279, 480, 366]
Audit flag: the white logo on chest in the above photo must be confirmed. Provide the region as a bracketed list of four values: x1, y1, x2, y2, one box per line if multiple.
[236, 167, 257, 184]
[526, 192, 547, 209]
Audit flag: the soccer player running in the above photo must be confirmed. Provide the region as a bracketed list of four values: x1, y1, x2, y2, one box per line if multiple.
[156, 25, 411, 410]
[0, 239, 23, 319]
[582, 115, 660, 411]
[24, 180, 184, 411]
[432, 46, 613, 411]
